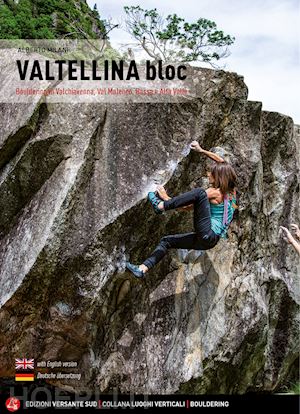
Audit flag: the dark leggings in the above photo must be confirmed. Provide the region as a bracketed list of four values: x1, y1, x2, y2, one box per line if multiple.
[143, 188, 220, 269]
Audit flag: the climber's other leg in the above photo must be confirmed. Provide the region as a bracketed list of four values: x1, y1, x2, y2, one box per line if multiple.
[142, 231, 218, 270]
[126, 262, 148, 278]
[127, 233, 196, 278]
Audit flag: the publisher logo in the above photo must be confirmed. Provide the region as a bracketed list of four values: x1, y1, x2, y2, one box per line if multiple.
[5, 397, 20, 412]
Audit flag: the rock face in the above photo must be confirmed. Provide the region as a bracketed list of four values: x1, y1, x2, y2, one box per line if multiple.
[0, 67, 299, 394]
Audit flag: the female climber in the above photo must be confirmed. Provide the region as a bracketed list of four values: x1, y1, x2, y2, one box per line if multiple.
[126, 141, 238, 278]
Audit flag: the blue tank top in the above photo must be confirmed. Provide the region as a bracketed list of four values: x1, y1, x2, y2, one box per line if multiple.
[210, 193, 237, 238]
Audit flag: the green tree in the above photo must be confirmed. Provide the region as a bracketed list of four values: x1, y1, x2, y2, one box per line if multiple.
[0, 5, 21, 38]
[34, 15, 55, 39]
[0, 0, 120, 62]
[124, 5, 235, 65]
[0, 0, 107, 39]
[15, 0, 36, 38]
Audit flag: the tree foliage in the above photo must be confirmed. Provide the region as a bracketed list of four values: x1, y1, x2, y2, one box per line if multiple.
[124, 5, 235, 65]
[0, 0, 106, 39]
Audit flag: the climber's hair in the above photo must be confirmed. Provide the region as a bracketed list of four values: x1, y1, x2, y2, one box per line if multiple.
[211, 162, 237, 195]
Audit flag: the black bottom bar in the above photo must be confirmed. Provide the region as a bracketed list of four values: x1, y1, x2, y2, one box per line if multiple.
[0, 384, 299, 413]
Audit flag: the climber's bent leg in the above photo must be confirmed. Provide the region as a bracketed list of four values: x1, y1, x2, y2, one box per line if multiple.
[163, 187, 206, 210]
[193, 189, 212, 237]
[142, 231, 219, 270]
[164, 187, 212, 238]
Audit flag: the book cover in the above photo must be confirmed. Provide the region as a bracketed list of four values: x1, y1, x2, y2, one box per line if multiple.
[0, 0, 299, 412]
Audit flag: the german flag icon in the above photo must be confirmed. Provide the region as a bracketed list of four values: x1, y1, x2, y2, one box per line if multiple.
[15, 372, 34, 381]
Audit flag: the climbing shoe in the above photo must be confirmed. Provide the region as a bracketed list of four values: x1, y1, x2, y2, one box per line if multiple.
[148, 192, 164, 214]
[126, 262, 145, 279]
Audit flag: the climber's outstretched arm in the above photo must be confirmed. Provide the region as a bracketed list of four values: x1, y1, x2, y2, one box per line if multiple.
[190, 140, 225, 163]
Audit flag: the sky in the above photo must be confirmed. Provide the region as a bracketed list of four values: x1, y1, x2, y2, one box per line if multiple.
[87, 0, 300, 123]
